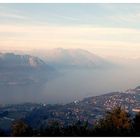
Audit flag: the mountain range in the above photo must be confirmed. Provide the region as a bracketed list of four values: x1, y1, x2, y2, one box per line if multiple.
[0, 49, 113, 87]
[0, 53, 47, 70]
[33, 48, 113, 69]
[0, 49, 114, 104]
[0, 53, 54, 86]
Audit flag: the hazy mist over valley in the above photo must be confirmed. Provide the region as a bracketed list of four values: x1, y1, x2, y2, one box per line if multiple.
[0, 3, 140, 105]
[0, 48, 140, 104]
[1, 3, 140, 137]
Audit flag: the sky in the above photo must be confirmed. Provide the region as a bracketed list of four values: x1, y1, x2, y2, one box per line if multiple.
[0, 3, 140, 59]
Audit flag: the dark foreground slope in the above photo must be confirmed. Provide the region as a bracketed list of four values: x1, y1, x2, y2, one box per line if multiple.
[0, 86, 140, 132]
[0, 107, 140, 136]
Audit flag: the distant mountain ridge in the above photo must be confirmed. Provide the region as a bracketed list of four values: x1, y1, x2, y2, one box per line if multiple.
[0, 53, 54, 86]
[39, 48, 113, 69]
[0, 53, 46, 70]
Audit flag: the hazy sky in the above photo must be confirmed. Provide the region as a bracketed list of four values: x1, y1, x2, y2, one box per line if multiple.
[0, 4, 140, 59]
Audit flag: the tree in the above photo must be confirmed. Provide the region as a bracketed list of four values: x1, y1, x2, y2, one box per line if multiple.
[133, 112, 140, 136]
[11, 120, 32, 137]
[94, 107, 132, 136]
[38, 120, 63, 136]
[0, 128, 6, 136]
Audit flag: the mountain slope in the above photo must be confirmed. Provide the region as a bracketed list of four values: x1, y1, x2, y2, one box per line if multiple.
[0, 53, 54, 86]
[23, 86, 140, 128]
[42, 48, 113, 69]
[0, 53, 46, 70]
[0, 85, 140, 129]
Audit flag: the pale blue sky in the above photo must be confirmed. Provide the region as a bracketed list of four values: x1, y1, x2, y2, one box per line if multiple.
[1, 4, 140, 28]
[0, 4, 140, 59]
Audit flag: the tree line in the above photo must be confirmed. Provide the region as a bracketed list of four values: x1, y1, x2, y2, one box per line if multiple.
[0, 107, 140, 137]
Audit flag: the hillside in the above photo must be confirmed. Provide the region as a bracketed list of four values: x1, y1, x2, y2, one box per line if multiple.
[0, 86, 140, 129]
[36, 48, 113, 69]
[0, 53, 54, 86]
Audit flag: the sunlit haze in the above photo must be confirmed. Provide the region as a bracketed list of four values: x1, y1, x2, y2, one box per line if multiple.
[0, 4, 140, 59]
[1, 3, 140, 136]
[0, 3, 140, 104]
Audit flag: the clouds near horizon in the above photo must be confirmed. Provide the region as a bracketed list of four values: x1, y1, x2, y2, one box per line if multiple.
[0, 4, 140, 59]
